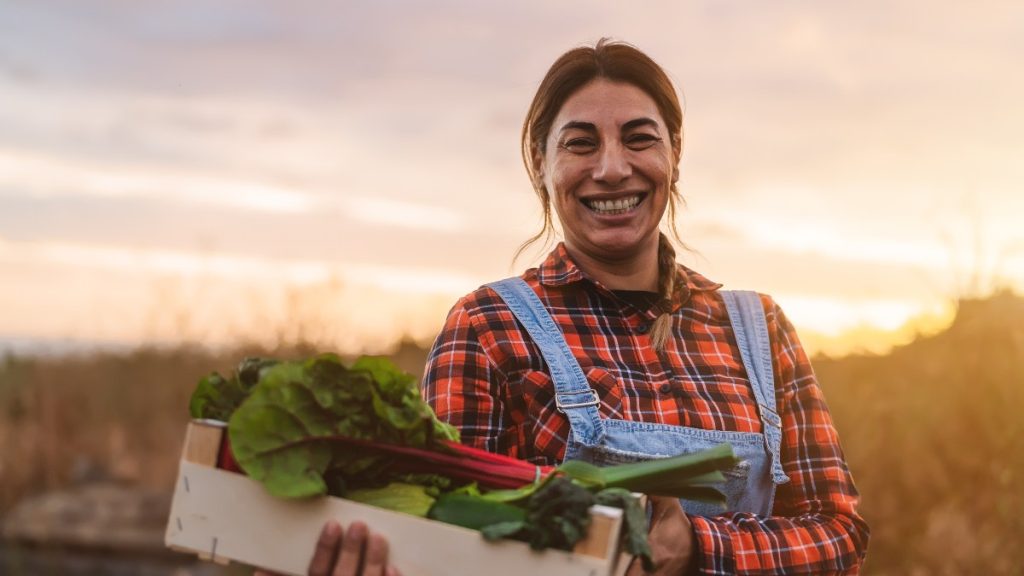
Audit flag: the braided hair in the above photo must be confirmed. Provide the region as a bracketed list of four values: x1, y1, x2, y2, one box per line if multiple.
[649, 232, 678, 352]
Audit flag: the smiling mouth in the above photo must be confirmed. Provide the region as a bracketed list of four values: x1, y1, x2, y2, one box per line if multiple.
[582, 194, 646, 215]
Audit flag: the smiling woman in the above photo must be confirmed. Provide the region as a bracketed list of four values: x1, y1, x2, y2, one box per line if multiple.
[271, 38, 869, 576]
[420, 39, 869, 576]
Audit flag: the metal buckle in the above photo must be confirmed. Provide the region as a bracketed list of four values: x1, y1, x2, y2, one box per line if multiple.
[556, 389, 601, 412]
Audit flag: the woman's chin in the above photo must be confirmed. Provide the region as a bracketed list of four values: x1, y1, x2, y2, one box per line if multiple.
[569, 234, 658, 262]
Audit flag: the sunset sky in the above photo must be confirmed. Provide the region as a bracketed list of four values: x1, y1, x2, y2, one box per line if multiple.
[1, 1, 1022, 356]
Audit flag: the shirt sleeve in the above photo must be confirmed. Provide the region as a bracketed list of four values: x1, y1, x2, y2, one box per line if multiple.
[421, 296, 508, 455]
[688, 296, 870, 575]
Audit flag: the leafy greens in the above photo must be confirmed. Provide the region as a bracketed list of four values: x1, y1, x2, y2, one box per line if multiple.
[189, 354, 738, 568]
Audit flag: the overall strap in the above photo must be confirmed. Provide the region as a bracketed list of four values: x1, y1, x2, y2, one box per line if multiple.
[486, 278, 606, 446]
[721, 290, 791, 485]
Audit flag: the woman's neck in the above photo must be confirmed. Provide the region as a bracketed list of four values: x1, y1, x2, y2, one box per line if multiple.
[564, 242, 660, 292]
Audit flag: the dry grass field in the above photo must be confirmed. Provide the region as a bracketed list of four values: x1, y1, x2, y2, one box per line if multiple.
[1, 292, 1022, 574]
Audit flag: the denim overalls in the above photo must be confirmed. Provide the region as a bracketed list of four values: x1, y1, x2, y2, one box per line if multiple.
[487, 278, 790, 516]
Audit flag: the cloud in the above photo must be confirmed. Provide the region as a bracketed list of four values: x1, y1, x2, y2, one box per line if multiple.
[1, 0, 1022, 352]
[0, 236, 481, 296]
[0, 191, 525, 280]
[344, 196, 468, 233]
[0, 148, 320, 213]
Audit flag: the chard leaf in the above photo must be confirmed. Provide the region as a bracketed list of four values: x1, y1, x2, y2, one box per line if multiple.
[345, 482, 436, 517]
[477, 478, 550, 504]
[519, 477, 595, 551]
[227, 354, 459, 499]
[595, 488, 653, 571]
[190, 357, 283, 421]
[480, 521, 528, 541]
[189, 372, 226, 420]
[428, 493, 527, 530]
[189, 372, 250, 421]
[237, 357, 281, 388]
[451, 478, 595, 551]
[227, 361, 335, 498]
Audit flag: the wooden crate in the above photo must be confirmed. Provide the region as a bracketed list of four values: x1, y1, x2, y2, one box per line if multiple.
[165, 420, 632, 576]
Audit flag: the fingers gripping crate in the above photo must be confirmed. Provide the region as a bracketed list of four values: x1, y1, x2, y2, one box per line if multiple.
[165, 420, 632, 576]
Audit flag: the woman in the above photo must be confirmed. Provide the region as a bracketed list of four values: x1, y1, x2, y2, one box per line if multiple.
[421, 39, 868, 574]
[270, 38, 868, 576]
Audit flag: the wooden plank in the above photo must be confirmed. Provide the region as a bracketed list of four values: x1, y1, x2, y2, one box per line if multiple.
[573, 506, 622, 560]
[608, 494, 647, 576]
[610, 551, 636, 576]
[181, 420, 225, 467]
[166, 461, 621, 576]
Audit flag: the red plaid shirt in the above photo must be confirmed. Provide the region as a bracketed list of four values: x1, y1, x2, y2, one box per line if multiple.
[423, 243, 869, 574]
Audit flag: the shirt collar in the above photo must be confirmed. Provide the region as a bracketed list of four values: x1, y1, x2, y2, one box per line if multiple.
[536, 242, 722, 308]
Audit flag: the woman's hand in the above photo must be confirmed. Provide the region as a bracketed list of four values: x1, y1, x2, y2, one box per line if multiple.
[625, 496, 696, 576]
[253, 520, 401, 576]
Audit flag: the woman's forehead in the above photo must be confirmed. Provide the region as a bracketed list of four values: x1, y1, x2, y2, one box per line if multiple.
[553, 78, 664, 131]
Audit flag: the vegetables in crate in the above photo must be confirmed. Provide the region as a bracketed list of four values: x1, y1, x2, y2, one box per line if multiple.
[190, 354, 738, 569]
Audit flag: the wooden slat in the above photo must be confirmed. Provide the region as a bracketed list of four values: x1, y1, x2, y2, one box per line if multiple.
[166, 461, 622, 576]
[181, 420, 225, 467]
[573, 505, 623, 560]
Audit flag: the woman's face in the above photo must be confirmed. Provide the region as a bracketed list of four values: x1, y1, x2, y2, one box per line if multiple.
[538, 78, 679, 265]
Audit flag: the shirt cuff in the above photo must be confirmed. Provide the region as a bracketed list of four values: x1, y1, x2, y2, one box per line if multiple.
[688, 515, 734, 575]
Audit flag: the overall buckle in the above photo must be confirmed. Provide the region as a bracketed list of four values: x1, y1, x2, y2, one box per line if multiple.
[556, 389, 600, 412]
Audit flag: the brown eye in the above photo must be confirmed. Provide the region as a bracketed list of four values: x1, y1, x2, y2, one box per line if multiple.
[562, 138, 597, 153]
[626, 133, 661, 150]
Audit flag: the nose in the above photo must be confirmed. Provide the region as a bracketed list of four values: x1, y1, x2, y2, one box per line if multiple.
[591, 142, 631, 185]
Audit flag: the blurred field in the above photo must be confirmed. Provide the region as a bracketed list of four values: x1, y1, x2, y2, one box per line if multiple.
[1, 292, 1022, 574]
[816, 289, 1024, 575]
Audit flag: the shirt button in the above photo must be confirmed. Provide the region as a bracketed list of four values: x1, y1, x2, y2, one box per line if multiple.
[635, 323, 650, 335]
[659, 383, 672, 394]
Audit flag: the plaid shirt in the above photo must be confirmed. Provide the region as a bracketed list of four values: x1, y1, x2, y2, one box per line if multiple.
[423, 244, 869, 574]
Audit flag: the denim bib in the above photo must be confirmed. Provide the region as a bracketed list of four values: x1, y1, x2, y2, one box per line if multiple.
[487, 278, 789, 517]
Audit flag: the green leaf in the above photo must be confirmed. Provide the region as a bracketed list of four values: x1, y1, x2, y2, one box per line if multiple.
[554, 445, 737, 503]
[346, 482, 437, 517]
[237, 357, 281, 388]
[595, 488, 653, 571]
[476, 478, 550, 504]
[555, 460, 606, 490]
[518, 477, 595, 551]
[351, 356, 408, 391]
[226, 355, 459, 499]
[428, 493, 527, 530]
[189, 371, 253, 421]
[227, 369, 335, 498]
[675, 485, 729, 506]
[480, 521, 528, 541]
[189, 372, 224, 419]
[599, 443, 739, 498]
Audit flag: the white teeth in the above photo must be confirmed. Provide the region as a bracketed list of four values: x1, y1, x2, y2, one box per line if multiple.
[586, 195, 641, 214]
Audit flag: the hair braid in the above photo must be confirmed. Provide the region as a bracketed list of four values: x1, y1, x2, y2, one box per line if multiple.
[649, 232, 677, 353]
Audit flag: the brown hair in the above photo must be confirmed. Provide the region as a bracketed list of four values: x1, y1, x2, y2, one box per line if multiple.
[519, 38, 685, 352]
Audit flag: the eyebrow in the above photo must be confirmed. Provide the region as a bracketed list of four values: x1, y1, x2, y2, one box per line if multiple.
[622, 117, 661, 131]
[557, 121, 597, 133]
[557, 117, 661, 134]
